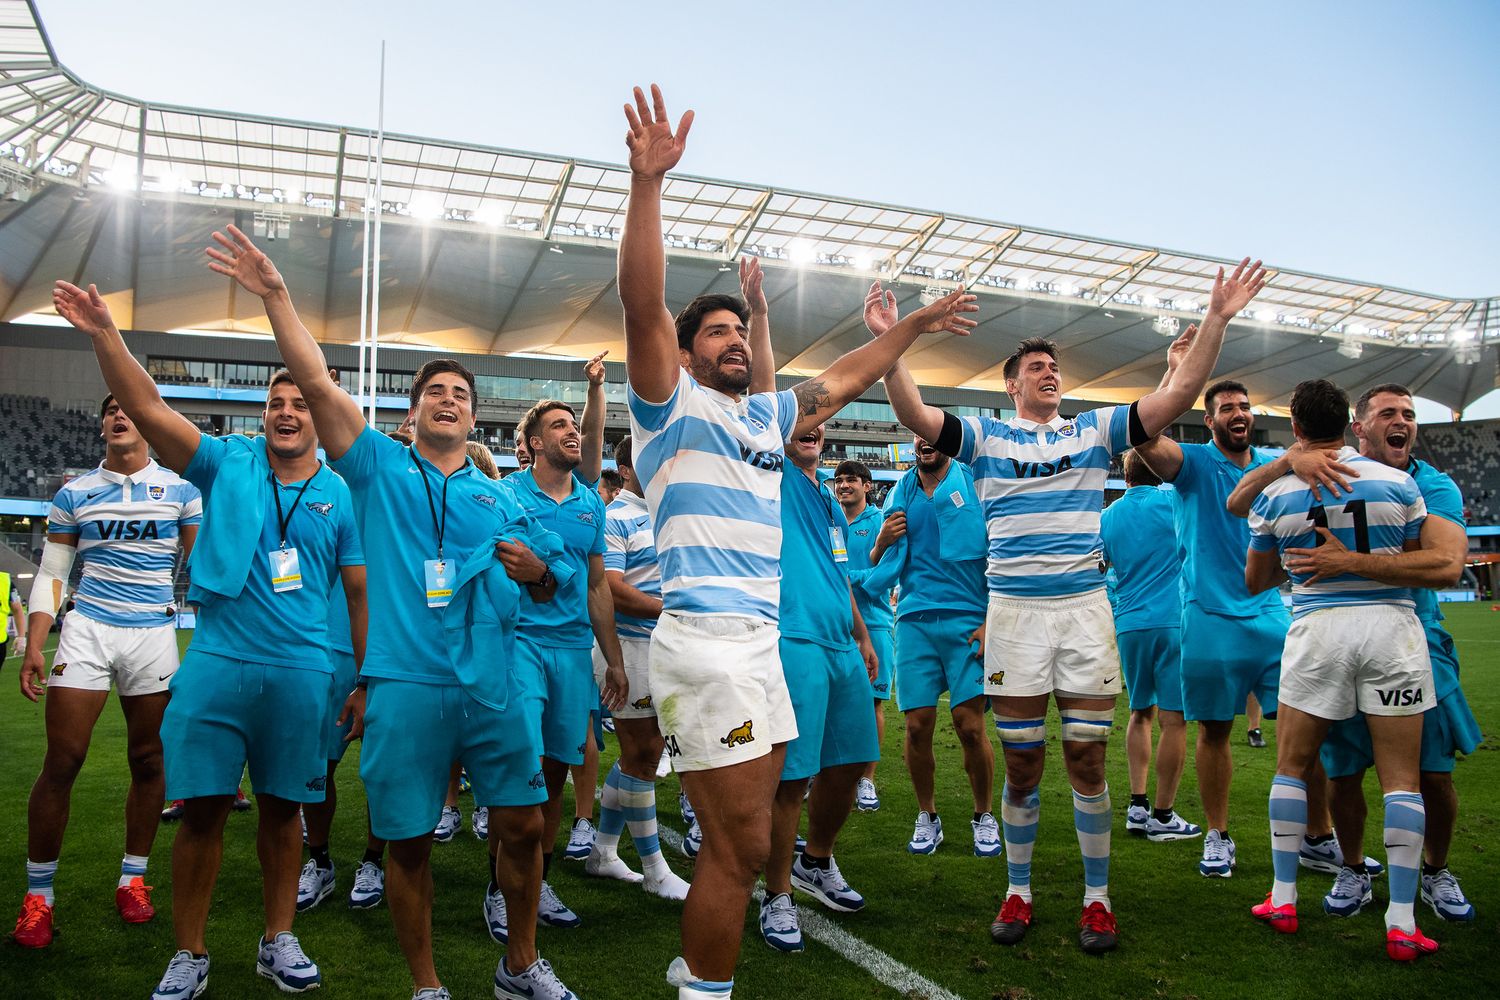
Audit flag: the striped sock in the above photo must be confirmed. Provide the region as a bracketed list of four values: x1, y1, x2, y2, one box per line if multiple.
[1000, 783, 1040, 903]
[1072, 785, 1112, 910]
[1382, 791, 1425, 934]
[119, 853, 148, 889]
[1268, 774, 1307, 906]
[617, 770, 665, 877]
[596, 763, 626, 855]
[679, 979, 733, 998]
[26, 859, 57, 906]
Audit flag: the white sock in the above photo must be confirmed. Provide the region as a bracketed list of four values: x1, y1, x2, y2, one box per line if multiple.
[120, 853, 148, 888]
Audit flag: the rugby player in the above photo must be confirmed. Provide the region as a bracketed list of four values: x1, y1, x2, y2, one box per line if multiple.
[1, 572, 22, 665]
[13, 395, 201, 948]
[618, 83, 977, 999]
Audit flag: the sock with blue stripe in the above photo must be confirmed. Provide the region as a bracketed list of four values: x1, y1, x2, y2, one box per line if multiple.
[1268, 774, 1307, 906]
[26, 859, 57, 905]
[616, 769, 668, 880]
[119, 853, 148, 889]
[679, 979, 733, 998]
[1382, 791, 1425, 933]
[1000, 783, 1040, 903]
[596, 762, 628, 855]
[1072, 785, 1112, 910]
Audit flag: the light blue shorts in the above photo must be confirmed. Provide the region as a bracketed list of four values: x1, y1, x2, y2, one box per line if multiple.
[162, 650, 329, 803]
[893, 610, 986, 712]
[1118, 627, 1183, 713]
[867, 628, 893, 701]
[324, 651, 359, 763]
[515, 638, 597, 766]
[1179, 604, 1285, 722]
[780, 636, 881, 782]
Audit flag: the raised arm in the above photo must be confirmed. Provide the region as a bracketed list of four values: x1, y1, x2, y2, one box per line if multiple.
[1135, 258, 1268, 438]
[862, 283, 948, 444]
[742, 257, 777, 396]
[207, 225, 365, 459]
[789, 287, 977, 439]
[52, 282, 201, 473]
[1131, 324, 1202, 481]
[579, 350, 609, 483]
[619, 84, 694, 404]
[1225, 442, 1361, 518]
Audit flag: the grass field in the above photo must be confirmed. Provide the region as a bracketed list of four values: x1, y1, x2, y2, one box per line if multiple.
[2, 605, 1498, 999]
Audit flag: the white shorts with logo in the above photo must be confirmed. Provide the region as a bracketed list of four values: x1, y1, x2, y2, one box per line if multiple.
[649, 611, 797, 772]
[983, 589, 1122, 699]
[49, 612, 179, 696]
[1279, 604, 1433, 721]
[593, 635, 656, 720]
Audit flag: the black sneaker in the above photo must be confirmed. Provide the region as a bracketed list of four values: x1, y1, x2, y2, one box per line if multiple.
[1247, 728, 1267, 748]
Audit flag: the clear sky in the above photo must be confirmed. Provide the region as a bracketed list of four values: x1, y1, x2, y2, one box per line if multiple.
[34, 0, 1500, 416]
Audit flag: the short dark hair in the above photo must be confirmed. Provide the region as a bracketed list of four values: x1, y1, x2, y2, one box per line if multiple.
[613, 434, 634, 470]
[1123, 450, 1161, 488]
[1203, 379, 1249, 412]
[409, 358, 477, 407]
[268, 368, 297, 392]
[674, 294, 749, 352]
[600, 469, 624, 491]
[98, 393, 116, 418]
[1354, 382, 1413, 420]
[519, 399, 576, 448]
[1289, 379, 1350, 442]
[1002, 337, 1059, 381]
[834, 460, 872, 483]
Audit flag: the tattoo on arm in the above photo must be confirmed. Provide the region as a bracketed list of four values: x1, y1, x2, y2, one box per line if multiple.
[793, 379, 831, 416]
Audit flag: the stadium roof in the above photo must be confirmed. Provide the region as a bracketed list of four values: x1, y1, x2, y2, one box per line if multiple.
[1, 0, 1496, 412]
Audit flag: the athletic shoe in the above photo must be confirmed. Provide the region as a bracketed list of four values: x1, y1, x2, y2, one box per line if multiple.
[116, 876, 156, 923]
[471, 806, 489, 842]
[1146, 812, 1203, 842]
[232, 788, 252, 811]
[643, 865, 691, 901]
[1247, 727, 1267, 748]
[794, 834, 806, 853]
[584, 849, 643, 884]
[1199, 830, 1236, 878]
[602, 717, 616, 734]
[855, 777, 880, 812]
[678, 789, 696, 828]
[413, 989, 451, 1000]
[908, 811, 943, 855]
[433, 806, 461, 843]
[296, 860, 335, 912]
[537, 881, 580, 928]
[564, 818, 595, 861]
[349, 862, 384, 909]
[1421, 867, 1475, 922]
[990, 893, 1032, 945]
[656, 747, 672, 778]
[682, 820, 702, 859]
[972, 812, 1002, 857]
[759, 892, 804, 953]
[790, 854, 865, 912]
[1298, 837, 1385, 877]
[1323, 866, 1372, 917]
[161, 799, 185, 821]
[483, 884, 508, 944]
[152, 950, 209, 999]
[1251, 892, 1298, 934]
[255, 931, 321, 992]
[458, 767, 471, 794]
[494, 955, 578, 1000]
[1385, 925, 1439, 962]
[1126, 804, 1149, 836]
[12, 893, 53, 948]
[1078, 901, 1119, 953]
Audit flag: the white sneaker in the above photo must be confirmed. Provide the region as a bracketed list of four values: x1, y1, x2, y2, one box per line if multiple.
[759, 892, 803, 952]
[1421, 867, 1475, 922]
[471, 806, 490, 842]
[483, 883, 508, 943]
[972, 812, 1002, 858]
[537, 881, 580, 928]
[1323, 866, 1373, 917]
[682, 819, 702, 859]
[855, 777, 880, 812]
[432, 806, 461, 843]
[1199, 829, 1236, 878]
[790, 854, 865, 912]
[348, 861, 384, 909]
[564, 818, 595, 861]
[678, 789, 696, 827]
[584, 848, 643, 884]
[152, 950, 209, 999]
[643, 862, 691, 901]
[255, 931, 321, 992]
[295, 859, 335, 912]
[1126, 803, 1149, 836]
[493, 955, 578, 1000]
[1146, 811, 1203, 842]
[413, 989, 452, 1000]
[908, 811, 943, 855]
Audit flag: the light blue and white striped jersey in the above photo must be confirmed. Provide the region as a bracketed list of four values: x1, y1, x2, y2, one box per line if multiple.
[47, 460, 202, 627]
[956, 406, 1133, 598]
[628, 371, 798, 621]
[603, 489, 661, 638]
[1247, 447, 1426, 618]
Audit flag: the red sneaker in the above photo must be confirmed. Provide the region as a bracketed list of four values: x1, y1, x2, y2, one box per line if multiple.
[1251, 892, 1298, 933]
[13, 893, 53, 948]
[232, 788, 253, 811]
[1386, 925, 1439, 962]
[990, 893, 1032, 944]
[115, 877, 155, 924]
[1078, 901, 1119, 953]
[160, 799, 185, 821]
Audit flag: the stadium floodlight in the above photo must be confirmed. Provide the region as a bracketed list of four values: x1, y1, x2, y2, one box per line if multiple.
[1450, 326, 1476, 343]
[283, 187, 302, 204]
[1456, 342, 1481, 365]
[1057, 282, 1076, 298]
[788, 239, 816, 265]
[1255, 308, 1276, 324]
[103, 168, 135, 191]
[1336, 337, 1363, 360]
[474, 204, 504, 227]
[408, 195, 443, 221]
[1153, 314, 1180, 338]
[850, 253, 871, 273]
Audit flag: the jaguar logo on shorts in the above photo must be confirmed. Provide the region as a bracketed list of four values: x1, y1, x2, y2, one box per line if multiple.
[305, 501, 334, 516]
[51, 662, 66, 676]
[528, 771, 546, 790]
[988, 670, 1005, 685]
[719, 720, 754, 748]
[147, 485, 166, 500]
[632, 695, 653, 709]
[306, 776, 326, 792]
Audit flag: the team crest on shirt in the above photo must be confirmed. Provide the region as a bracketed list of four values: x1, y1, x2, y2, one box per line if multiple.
[1056, 422, 1077, 438]
[473, 494, 497, 507]
[577, 511, 596, 526]
[147, 484, 166, 500]
[854, 528, 870, 537]
[305, 501, 334, 517]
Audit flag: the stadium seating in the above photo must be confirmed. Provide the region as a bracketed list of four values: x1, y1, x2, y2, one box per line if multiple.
[1416, 419, 1500, 524]
[0, 394, 101, 498]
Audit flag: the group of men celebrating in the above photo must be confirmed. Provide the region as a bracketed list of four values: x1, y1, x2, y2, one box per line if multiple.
[7, 81, 1479, 999]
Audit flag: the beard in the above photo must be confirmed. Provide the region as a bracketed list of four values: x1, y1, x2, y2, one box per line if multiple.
[1211, 422, 1251, 454]
[691, 355, 753, 395]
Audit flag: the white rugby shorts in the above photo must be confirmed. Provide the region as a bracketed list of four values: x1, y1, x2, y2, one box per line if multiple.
[49, 612, 178, 696]
[983, 589, 1122, 700]
[1279, 604, 1433, 720]
[593, 636, 656, 720]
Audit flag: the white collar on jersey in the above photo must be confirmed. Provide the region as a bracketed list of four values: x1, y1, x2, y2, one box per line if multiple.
[1007, 414, 1067, 432]
[94, 457, 160, 486]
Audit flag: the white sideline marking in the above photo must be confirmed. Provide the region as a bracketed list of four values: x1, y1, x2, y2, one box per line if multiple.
[659, 825, 967, 1000]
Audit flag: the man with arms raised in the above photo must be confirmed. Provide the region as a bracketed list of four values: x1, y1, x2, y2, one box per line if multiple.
[208, 225, 580, 1000]
[13, 396, 201, 948]
[618, 83, 976, 999]
[871, 258, 1266, 952]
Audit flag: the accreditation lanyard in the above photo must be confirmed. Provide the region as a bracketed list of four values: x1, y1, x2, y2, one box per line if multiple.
[415, 447, 461, 608]
[267, 462, 321, 593]
[800, 470, 847, 563]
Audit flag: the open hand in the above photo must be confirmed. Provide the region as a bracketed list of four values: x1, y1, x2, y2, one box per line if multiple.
[52, 281, 117, 338]
[864, 281, 899, 338]
[623, 84, 694, 181]
[906, 287, 979, 336]
[1166, 323, 1198, 376]
[1289, 442, 1360, 502]
[1208, 257, 1269, 320]
[206, 224, 286, 298]
[1285, 527, 1355, 583]
[739, 257, 768, 316]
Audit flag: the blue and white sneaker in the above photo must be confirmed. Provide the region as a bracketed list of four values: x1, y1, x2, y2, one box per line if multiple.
[483, 884, 508, 944]
[1199, 830, 1236, 878]
[349, 861, 384, 909]
[433, 806, 461, 844]
[1323, 866, 1373, 916]
[413, 989, 451, 1000]
[494, 955, 577, 1000]
[255, 931, 321, 992]
[678, 789, 696, 827]
[1126, 804, 1149, 836]
[471, 806, 489, 842]
[152, 950, 209, 999]
[565, 818, 595, 861]
[1298, 836, 1385, 877]
[759, 892, 804, 953]
[791, 854, 865, 912]
[1146, 812, 1203, 843]
[602, 717, 616, 734]
[295, 859, 335, 912]
[908, 811, 943, 855]
[972, 812, 1002, 857]
[1421, 867, 1475, 922]
[537, 881, 580, 928]
[856, 777, 880, 812]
